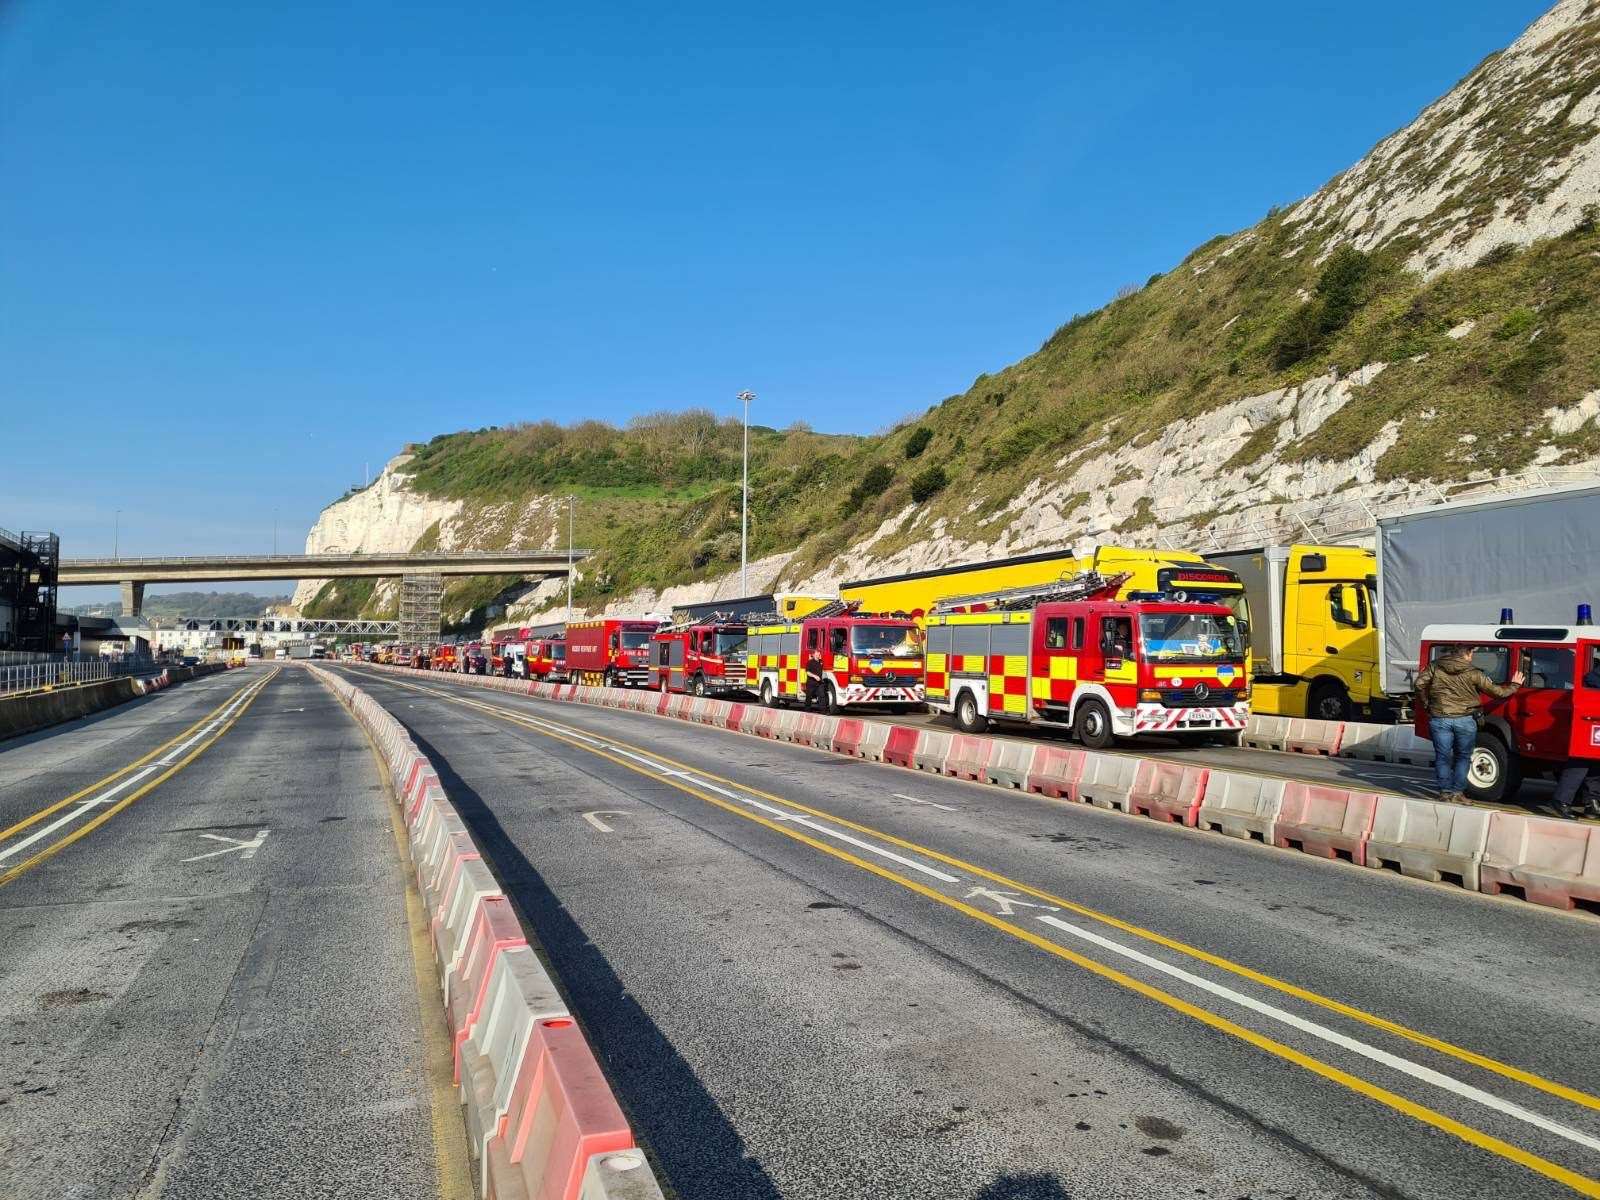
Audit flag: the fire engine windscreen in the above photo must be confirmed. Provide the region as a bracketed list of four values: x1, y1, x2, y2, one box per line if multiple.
[850, 625, 924, 657]
[619, 630, 653, 650]
[1138, 612, 1244, 662]
[715, 631, 749, 658]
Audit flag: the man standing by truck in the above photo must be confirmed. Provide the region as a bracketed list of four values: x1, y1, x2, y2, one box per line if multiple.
[804, 647, 827, 711]
[1415, 645, 1523, 804]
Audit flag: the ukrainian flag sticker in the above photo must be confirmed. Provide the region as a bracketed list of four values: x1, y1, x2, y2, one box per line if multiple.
[1217, 664, 1236, 683]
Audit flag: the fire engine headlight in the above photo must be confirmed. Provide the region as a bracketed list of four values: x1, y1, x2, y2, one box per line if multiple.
[850, 674, 864, 684]
[1139, 689, 1162, 702]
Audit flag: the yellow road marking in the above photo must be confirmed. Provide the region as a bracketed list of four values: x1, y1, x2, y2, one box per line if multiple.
[0, 674, 259, 847]
[0, 672, 276, 888]
[366, 673, 1600, 1197]
[440, 681, 1600, 1115]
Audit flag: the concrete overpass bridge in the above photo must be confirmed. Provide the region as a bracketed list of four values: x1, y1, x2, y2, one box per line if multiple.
[60, 549, 589, 639]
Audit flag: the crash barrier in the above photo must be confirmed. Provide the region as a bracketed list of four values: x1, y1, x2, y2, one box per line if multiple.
[348, 663, 1596, 917]
[0, 663, 223, 741]
[308, 668, 667, 1200]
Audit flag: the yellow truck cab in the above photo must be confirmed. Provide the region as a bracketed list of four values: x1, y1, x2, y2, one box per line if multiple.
[1205, 544, 1379, 721]
[841, 545, 1251, 627]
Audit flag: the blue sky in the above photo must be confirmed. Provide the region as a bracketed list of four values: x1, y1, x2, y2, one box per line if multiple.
[1, 0, 1550, 598]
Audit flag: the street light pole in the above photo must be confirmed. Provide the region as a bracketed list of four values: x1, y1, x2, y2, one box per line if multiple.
[114, 510, 121, 560]
[566, 495, 575, 622]
[737, 390, 755, 595]
[273, 508, 279, 555]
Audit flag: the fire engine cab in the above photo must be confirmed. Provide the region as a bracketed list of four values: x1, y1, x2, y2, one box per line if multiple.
[650, 618, 750, 696]
[925, 573, 1250, 748]
[746, 601, 924, 711]
[1416, 619, 1600, 802]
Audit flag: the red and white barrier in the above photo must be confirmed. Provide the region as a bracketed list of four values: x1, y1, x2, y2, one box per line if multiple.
[308, 667, 667, 1200]
[1076, 752, 1138, 812]
[1274, 783, 1378, 865]
[982, 740, 1039, 790]
[911, 729, 953, 774]
[1026, 745, 1085, 799]
[1480, 812, 1600, 911]
[944, 734, 993, 782]
[1366, 795, 1492, 890]
[1127, 762, 1209, 826]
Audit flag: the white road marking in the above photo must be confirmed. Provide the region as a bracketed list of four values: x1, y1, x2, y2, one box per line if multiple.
[965, 886, 1057, 916]
[581, 810, 627, 833]
[0, 676, 270, 864]
[1034, 914, 1600, 1154]
[184, 828, 270, 861]
[893, 793, 957, 812]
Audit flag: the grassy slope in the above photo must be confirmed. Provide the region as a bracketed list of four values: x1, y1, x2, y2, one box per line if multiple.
[311, 18, 1600, 623]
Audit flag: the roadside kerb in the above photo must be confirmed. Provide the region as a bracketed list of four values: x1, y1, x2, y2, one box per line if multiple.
[309, 667, 668, 1200]
[350, 664, 1588, 918]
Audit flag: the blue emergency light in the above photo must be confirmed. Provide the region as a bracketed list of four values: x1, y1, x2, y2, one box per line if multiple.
[1499, 608, 1514, 624]
[1580, 604, 1593, 627]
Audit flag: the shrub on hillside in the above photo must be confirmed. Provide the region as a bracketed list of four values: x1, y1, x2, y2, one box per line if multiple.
[909, 465, 948, 503]
[904, 427, 932, 459]
[1268, 245, 1373, 370]
[840, 463, 895, 517]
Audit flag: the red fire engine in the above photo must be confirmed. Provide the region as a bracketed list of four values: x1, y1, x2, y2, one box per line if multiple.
[1416, 617, 1600, 802]
[649, 618, 750, 696]
[431, 644, 458, 673]
[526, 637, 570, 682]
[746, 601, 924, 711]
[565, 619, 659, 687]
[925, 572, 1250, 747]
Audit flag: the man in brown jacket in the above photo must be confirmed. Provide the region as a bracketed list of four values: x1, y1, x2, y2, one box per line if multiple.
[1415, 646, 1523, 804]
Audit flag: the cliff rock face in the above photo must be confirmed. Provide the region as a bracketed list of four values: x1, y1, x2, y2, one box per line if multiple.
[301, 2, 1600, 626]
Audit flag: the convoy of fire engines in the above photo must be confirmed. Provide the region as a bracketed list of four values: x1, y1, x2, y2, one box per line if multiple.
[336, 477, 1597, 805]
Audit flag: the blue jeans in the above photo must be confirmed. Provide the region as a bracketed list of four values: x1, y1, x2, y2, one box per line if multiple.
[1429, 715, 1477, 794]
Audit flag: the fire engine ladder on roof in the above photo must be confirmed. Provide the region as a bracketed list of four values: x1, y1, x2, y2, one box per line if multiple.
[743, 598, 862, 625]
[655, 611, 742, 634]
[932, 570, 1130, 614]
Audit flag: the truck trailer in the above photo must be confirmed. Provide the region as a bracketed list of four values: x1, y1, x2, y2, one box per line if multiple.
[565, 618, 659, 687]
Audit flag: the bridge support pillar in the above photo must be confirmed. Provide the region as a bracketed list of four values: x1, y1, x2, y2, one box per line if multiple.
[120, 580, 145, 618]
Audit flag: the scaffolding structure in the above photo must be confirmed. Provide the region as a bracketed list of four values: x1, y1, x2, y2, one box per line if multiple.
[0, 530, 59, 652]
[398, 572, 443, 643]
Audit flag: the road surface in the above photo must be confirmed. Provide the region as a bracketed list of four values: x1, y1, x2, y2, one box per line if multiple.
[0, 666, 467, 1200]
[339, 665, 1600, 1200]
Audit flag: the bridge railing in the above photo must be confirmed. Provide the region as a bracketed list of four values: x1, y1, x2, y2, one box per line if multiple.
[61, 549, 592, 567]
[0, 656, 157, 697]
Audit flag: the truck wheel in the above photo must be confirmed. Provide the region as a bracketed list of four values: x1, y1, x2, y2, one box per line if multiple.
[954, 690, 988, 734]
[604, 669, 618, 689]
[1307, 680, 1351, 722]
[760, 679, 776, 708]
[824, 684, 843, 715]
[692, 674, 708, 698]
[1466, 733, 1521, 804]
[1074, 698, 1114, 749]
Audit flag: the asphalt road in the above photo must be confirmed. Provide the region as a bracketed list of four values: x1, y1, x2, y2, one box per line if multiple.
[0, 666, 464, 1200]
[342, 665, 1600, 1200]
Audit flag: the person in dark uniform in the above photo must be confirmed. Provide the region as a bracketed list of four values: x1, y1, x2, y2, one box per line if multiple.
[804, 648, 828, 711]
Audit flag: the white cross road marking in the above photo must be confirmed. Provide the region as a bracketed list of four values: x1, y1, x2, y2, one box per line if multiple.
[964, 886, 1058, 916]
[184, 828, 270, 861]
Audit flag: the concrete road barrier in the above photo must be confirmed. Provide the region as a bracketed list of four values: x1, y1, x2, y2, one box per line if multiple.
[912, 729, 953, 774]
[1284, 718, 1344, 757]
[883, 725, 920, 768]
[487, 1019, 638, 1200]
[1196, 772, 1285, 843]
[1274, 783, 1378, 865]
[831, 718, 865, 756]
[310, 667, 670, 1200]
[1026, 745, 1086, 799]
[1480, 812, 1600, 911]
[943, 733, 993, 782]
[983, 741, 1038, 790]
[1241, 715, 1292, 752]
[804, 714, 841, 751]
[1366, 795, 1492, 891]
[855, 721, 891, 762]
[1128, 761, 1209, 827]
[1076, 752, 1139, 811]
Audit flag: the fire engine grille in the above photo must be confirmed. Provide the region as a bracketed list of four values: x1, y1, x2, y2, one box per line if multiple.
[1160, 686, 1236, 708]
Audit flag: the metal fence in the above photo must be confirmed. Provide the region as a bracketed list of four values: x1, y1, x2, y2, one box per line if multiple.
[0, 656, 157, 697]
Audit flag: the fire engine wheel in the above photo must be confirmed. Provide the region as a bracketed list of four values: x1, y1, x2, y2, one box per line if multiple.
[603, 668, 619, 689]
[760, 679, 776, 708]
[692, 674, 708, 698]
[1307, 679, 1351, 722]
[1074, 698, 1114, 750]
[1466, 733, 1520, 804]
[954, 690, 988, 734]
[824, 684, 842, 715]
